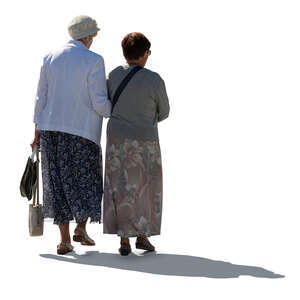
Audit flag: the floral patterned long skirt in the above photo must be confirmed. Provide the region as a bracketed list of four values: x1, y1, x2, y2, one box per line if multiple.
[40, 130, 103, 225]
[103, 134, 163, 237]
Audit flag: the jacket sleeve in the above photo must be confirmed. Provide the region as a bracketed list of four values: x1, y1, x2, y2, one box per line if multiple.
[106, 78, 112, 101]
[87, 56, 111, 118]
[33, 55, 48, 124]
[155, 76, 170, 122]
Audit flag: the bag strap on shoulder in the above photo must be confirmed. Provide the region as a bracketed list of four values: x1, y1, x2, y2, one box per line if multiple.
[111, 66, 142, 112]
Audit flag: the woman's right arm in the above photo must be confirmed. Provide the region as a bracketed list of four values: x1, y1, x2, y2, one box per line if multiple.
[87, 56, 111, 118]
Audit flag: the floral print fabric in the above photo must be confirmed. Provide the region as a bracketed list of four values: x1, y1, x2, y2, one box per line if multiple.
[103, 134, 163, 237]
[40, 130, 103, 225]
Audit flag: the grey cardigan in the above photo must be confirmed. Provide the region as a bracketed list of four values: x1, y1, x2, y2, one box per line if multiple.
[107, 65, 170, 141]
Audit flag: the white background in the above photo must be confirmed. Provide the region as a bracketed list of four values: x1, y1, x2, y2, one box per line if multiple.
[1, 0, 299, 299]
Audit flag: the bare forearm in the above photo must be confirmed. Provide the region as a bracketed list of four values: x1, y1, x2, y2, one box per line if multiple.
[34, 123, 40, 134]
[31, 124, 41, 151]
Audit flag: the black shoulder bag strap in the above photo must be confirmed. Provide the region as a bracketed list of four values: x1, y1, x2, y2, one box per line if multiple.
[111, 66, 142, 112]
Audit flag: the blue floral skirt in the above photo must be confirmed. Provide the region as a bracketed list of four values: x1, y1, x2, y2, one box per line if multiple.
[40, 130, 103, 225]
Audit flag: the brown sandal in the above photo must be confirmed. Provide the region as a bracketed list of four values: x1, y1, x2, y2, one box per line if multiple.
[73, 227, 95, 246]
[119, 243, 132, 256]
[57, 242, 74, 255]
[136, 237, 155, 251]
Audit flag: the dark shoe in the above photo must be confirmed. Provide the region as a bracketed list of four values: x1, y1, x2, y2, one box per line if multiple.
[135, 237, 155, 251]
[119, 243, 132, 256]
[57, 242, 74, 255]
[73, 227, 95, 246]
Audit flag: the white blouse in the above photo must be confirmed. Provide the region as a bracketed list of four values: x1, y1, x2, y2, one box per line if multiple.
[33, 39, 111, 146]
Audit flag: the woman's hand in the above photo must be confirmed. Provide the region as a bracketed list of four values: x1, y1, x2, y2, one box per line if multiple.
[30, 127, 40, 152]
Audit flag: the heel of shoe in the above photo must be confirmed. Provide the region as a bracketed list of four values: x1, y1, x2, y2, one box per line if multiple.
[135, 242, 155, 251]
[73, 235, 83, 243]
[119, 244, 132, 256]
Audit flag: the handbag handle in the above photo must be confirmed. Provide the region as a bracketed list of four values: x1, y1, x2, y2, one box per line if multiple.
[32, 145, 40, 206]
[31, 144, 38, 161]
[111, 66, 142, 113]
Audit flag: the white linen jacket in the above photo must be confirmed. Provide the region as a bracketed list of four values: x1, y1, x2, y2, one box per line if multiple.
[33, 39, 111, 146]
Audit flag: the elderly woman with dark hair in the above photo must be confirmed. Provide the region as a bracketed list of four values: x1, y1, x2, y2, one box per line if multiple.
[103, 32, 170, 255]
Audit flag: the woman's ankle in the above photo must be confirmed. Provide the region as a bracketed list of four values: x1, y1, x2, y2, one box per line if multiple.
[76, 220, 87, 230]
[121, 237, 130, 244]
[60, 237, 71, 244]
[137, 235, 147, 241]
[58, 223, 71, 244]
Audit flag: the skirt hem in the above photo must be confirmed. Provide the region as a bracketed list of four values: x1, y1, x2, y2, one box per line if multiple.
[103, 231, 161, 238]
[43, 213, 101, 225]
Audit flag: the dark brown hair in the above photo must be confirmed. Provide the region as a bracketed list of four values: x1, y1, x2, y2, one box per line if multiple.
[122, 32, 151, 60]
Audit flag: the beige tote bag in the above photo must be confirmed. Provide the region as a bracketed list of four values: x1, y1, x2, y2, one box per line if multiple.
[29, 145, 44, 236]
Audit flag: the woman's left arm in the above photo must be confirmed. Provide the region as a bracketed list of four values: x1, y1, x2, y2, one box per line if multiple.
[156, 77, 170, 122]
[31, 56, 48, 150]
[30, 124, 40, 151]
[33, 56, 48, 124]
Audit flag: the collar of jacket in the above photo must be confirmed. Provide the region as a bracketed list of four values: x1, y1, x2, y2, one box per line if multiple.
[67, 39, 88, 50]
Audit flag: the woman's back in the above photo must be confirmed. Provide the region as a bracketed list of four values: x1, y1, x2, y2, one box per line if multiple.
[34, 39, 111, 145]
[107, 65, 169, 141]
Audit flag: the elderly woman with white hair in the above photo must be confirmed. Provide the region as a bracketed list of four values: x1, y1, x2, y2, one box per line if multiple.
[31, 15, 111, 255]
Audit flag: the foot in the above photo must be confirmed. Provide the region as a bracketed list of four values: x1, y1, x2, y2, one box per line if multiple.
[136, 236, 155, 251]
[73, 226, 95, 246]
[119, 242, 132, 256]
[57, 242, 74, 255]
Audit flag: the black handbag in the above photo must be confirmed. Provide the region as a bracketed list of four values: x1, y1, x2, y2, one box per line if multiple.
[20, 145, 38, 200]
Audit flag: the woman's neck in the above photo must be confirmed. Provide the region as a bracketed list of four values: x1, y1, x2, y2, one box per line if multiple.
[127, 60, 144, 67]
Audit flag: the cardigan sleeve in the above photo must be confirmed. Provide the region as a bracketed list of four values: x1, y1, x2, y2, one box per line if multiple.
[33, 55, 48, 124]
[155, 76, 170, 122]
[87, 56, 111, 118]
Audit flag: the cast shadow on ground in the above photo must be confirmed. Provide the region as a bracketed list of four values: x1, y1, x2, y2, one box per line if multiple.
[40, 251, 284, 278]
